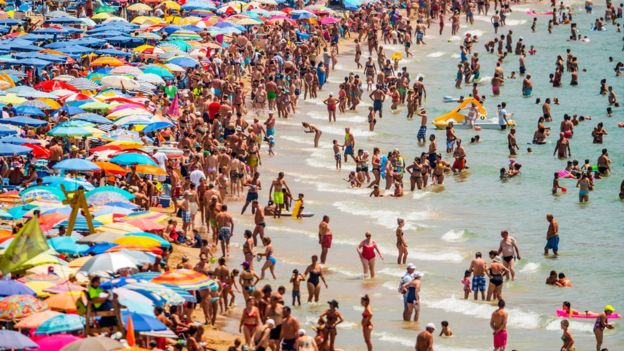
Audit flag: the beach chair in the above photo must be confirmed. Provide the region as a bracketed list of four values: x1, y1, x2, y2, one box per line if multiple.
[81, 290, 124, 335]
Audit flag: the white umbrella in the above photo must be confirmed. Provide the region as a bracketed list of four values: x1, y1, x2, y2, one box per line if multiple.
[78, 252, 141, 274]
[164, 63, 185, 73]
[110, 65, 143, 76]
[100, 75, 141, 91]
[76, 232, 123, 244]
[136, 73, 165, 86]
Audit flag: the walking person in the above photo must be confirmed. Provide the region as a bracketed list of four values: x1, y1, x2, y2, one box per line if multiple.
[357, 232, 383, 278]
[544, 214, 559, 256]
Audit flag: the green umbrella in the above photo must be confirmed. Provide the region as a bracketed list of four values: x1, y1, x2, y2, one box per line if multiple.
[95, 4, 117, 13]
[79, 101, 112, 111]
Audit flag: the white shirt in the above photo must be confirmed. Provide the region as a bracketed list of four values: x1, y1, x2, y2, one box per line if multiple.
[399, 271, 416, 293]
[190, 169, 206, 187]
[498, 108, 508, 126]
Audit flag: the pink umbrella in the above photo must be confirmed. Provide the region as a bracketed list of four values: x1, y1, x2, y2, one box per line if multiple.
[320, 17, 339, 25]
[36, 334, 82, 350]
[109, 103, 148, 113]
[43, 282, 85, 294]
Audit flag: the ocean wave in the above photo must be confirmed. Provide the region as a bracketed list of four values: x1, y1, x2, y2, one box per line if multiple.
[319, 125, 376, 137]
[279, 135, 312, 145]
[306, 111, 367, 123]
[427, 51, 446, 58]
[375, 332, 480, 351]
[423, 296, 541, 329]
[333, 200, 433, 230]
[519, 262, 541, 274]
[441, 229, 467, 242]
[545, 318, 595, 334]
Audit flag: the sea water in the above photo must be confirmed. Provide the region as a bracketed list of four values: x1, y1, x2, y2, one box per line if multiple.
[224, 1, 624, 349]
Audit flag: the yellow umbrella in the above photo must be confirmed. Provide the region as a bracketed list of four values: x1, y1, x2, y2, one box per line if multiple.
[177, 16, 201, 25]
[36, 98, 61, 109]
[23, 281, 55, 298]
[68, 256, 92, 268]
[113, 236, 161, 248]
[163, 0, 181, 10]
[127, 3, 152, 11]
[105, 140, 145, 148]
[131, 16, 164, 25]
[91, 12, 112, 20]
[0, 93, 26, 105]
[94, 213, 115, 225]
[91, 56, 125, 67]
[133, 44, 154, 53]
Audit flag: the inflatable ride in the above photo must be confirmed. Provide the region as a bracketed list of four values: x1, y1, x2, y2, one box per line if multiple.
[432, 97, 515, 129]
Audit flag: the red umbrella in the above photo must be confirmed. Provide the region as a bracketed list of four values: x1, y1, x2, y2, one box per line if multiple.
[90, 144, 123, 154]
[23, 144, 50, 159]
[34, 80, 79, 93]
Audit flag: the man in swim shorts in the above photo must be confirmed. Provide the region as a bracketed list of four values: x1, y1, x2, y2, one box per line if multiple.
[318, 215, 333, 264]
[280, 306, 300, 351]
[497, 230, 521, 281]
[269, 172, 291, 218]
[369, 85, 386, 119]
[343, 128, 356, 163]
[469, 252, 488, 300]
[544, 214, 559, 256]
[215, 204, 234, 258]
[490, 299, 508, 351]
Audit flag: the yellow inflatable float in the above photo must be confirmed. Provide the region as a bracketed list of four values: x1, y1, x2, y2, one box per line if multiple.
[432, 98, 516, 129]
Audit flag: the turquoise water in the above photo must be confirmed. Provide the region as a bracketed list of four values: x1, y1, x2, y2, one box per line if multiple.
[225, 2, 624, 350]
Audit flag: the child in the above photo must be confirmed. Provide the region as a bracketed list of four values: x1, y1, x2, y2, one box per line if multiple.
[439, 321, 453, 336]
[332, 140, 342, 170]
[267, 135, 275, 156]
[293, 193, 304, 219]
[552, 172, 565, 194]
[290, 269, 305, 306]
[462, 270, 471, 299]
[391, 181, 404, 197]
[369, 185, 384, 197]
[346, 171, 362, 187]
[367, 107, 376, 132]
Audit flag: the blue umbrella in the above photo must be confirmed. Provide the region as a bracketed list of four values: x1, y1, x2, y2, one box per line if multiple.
[101, 277, 144, 289]
[166, 56, 198, 68]
[0, 19, 23, 26]
[40, 176, 95, 191]
[45, 16, 83, 24]
[20, 185, 67, 201]
[0, 280, 36, 297]
[61, 105, 87, 115]
[121, 310, 167, 332]
[95, 48, 132, 57]
[0, 142, 32, 156]
[0, 136, 42, 144]
[86, 242, 118, 255]
[14, 105, 45, 116]
[57, 217, 103, 231]
[0, 125, 18, 136]
[110, 153, 158, 166]
[48, 236, 90, 256]
[7, 86, 57, 98]
[53, 158, 101, 172]
[34, 314, 85, 335]
[72, 113, 112, 125]
[15, 58, 53, 67]
[0, 116, 47, 126]
[56, 45, 93, 55]
[33, 27, 70, 35]
[0, 330, 38, 349]
[141, 121, 174, 134]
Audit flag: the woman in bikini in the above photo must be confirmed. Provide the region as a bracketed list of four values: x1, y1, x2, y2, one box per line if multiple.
[239, 261, 260, 301]
[487, 252, 509, 301]
[395, 218, 408, 265]
[319, 300, 344, 351]
[239, 297, 261, 348]
[367, 147, 381, 188]
[258, 237, 277, 280]
[361, 295, 373, 351]
[406, 157, 424, 191]
[304, 255, 327, 303]
[357, 232, 383, 279]
[560, 319, 575, 351]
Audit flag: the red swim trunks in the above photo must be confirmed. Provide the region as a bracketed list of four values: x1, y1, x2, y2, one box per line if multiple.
[321, 234, 333, 249]
[493, 329, 507, 349]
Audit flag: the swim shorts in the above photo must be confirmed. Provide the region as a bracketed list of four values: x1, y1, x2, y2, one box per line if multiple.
[373, 99, 383, 112]
[493, 329, 508, 349]
[472, 275, 486, 292]
[267, 91, 277, 100]
[246, 191, 258, 203]
[218, 227, 232, 241]
[417, 126, 427, 140]
[545, 235, 559, 251]
[273, 191, 284, 205]
[344, 145, 354, 156]
[321, 234, 333, 249]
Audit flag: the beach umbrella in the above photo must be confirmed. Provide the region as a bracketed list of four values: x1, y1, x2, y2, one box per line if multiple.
[110, 153, 158, 166]
[120, 310, 166, 332]
[141, 121, 174, 134]
[13, 253, 68, 272]
[0, 280, 36, 297]
[101, 75, 140, 91]
[69, 77, 100, 90]
[20, 186, 66, 201]
[35, 80, 79, 92]
[93, 162, 128, 176]
[14, 310, 61, 329]
[86, 186, 134, 205]
[43, 282, 85, 294]
[123, 281, 184, 306]
[0, 116, 46, 126]
[48, 126, 93, 137]
[96, 4, 117, 14]
[60, 336, 123, 351]
[20, 99, 55, 110]
[113, 236, 161, 248]
[125, 232, 170, 248]
[110, 65, 143, 76]
[14, 105, 46, 116]
[127, 3, 152, 11]
[0, 294, 48, 320]
[0, 142, 32, 156]
[166, 56, 198, 68]
[96, 222, 143, 234]
[72, 113, 112, 125]
[141, 65, 174, 79]
[0, 93, 27, 105]
[35, 314, 85, 334]
[152, 269, 215, 291]
[40, 176, 95, 191]
[0, 125, 18, 136]
[76, 232, 123, 244]
[79, 101, 112, 111]
[320, 16, 340, 25]
[136, 73, 165, 85]
[0, 136, 42, 144]
[78, 252, 140, 274]
[53, 158, 100, 172]
[91, 56, 124, 67]
[61, 105, 87, 116]
[44, 291, 82, 313]
[36, 335, 82, 351]
[0, 330, 38, 350]
[48, 236, 89, 256]
[113, 288, 155, 315]
[109, 249, 156, 264]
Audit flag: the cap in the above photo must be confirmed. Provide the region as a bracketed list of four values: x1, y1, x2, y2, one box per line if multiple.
[298, 329, 306, 336]
[266, 319, 275, 326]
[605, 305, 615, 313]
[407, 263, 416, 270]
[414, 272, 424, 278]
[327, 299, 339, 308]
[241, 261, 250, 268]
[426, 322, 436, 330]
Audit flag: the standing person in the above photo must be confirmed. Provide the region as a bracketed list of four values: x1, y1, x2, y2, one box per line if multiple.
[252, 200, 266, 246]
[402, 272, 422, 322]
[415, 323, 435, 351]
[357, 232, 383, 278]
[594, 305, 616, 351]
[304, 255, 328, 303]
[577, 173, 591, 203]
[318, 300, 344, 351]
[507, 128, 519, 156]
[318, 215, 333, 264]
[216, 204, 234, 258]
[490, 299, 509, 351]
[498, 103, 509, 130]
[560, 319, 575, 351]
[396, 218, 408, 265]
[487, 252, 509, 301]
[497, 230, 521, 281]
[295, 329, 318, 351]
[545, 214, 559, 256]
[361, 295, 373, 351]
[239, 298, 261, 348]
[399, 263, 417, 321]
[280, 306, 301, 351]
[269, 172, 291, 218]
[468, 252, 488, 300]
[323, 94, 338, 122]
[241, 172, 261, 215]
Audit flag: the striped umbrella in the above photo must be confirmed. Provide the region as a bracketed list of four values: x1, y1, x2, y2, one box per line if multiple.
[19, 100, 54, 110]
[152, 269, 215, 291]
[69, 78, 100, 90]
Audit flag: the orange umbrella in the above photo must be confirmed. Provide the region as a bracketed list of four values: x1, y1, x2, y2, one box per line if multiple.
[14, 310, 61, 329]
[94, 161, 129, 176]
[135, 164, 166, 176]
[44, 291, 82, 313]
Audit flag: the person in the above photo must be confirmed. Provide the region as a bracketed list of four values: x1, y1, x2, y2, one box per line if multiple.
[258, 237, 277, 280]
[545, 214, 560, 256]
[357, 232, 383, 278]
[318, 215, 333, 264]
[577, 173, 591, 203]
[594, 305, 615, 351]
[469, 252, 488, 300]
[415, 323, 435, 351]
[253, 319, 274, 351]
[239, 298, 261, 348]
[402, 272, 422, 322]
[497, 230, 521, 281]
[498, 102, 509, 130]
[361, 295, 373, 351]
[556, 272, 573, 287]
[560, 319, 575, 351]
[269, 172, 291, 218]
[281, 306, 301, 351]
[546, 270, 558, 285]
[461, 270, 471, 299]
[295, 329, 318, 351]
[304, 255, 327, 303]
[487, 252, 509, 301]
[216, 204, 234, 258]
[399, 263, 418, 321]
[490, 299, 509, 351]
[396, 218, 408, 264]
[290, 269, 305, 306]
[318, 300, 344, 351]
[439, 321, 453, 337]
